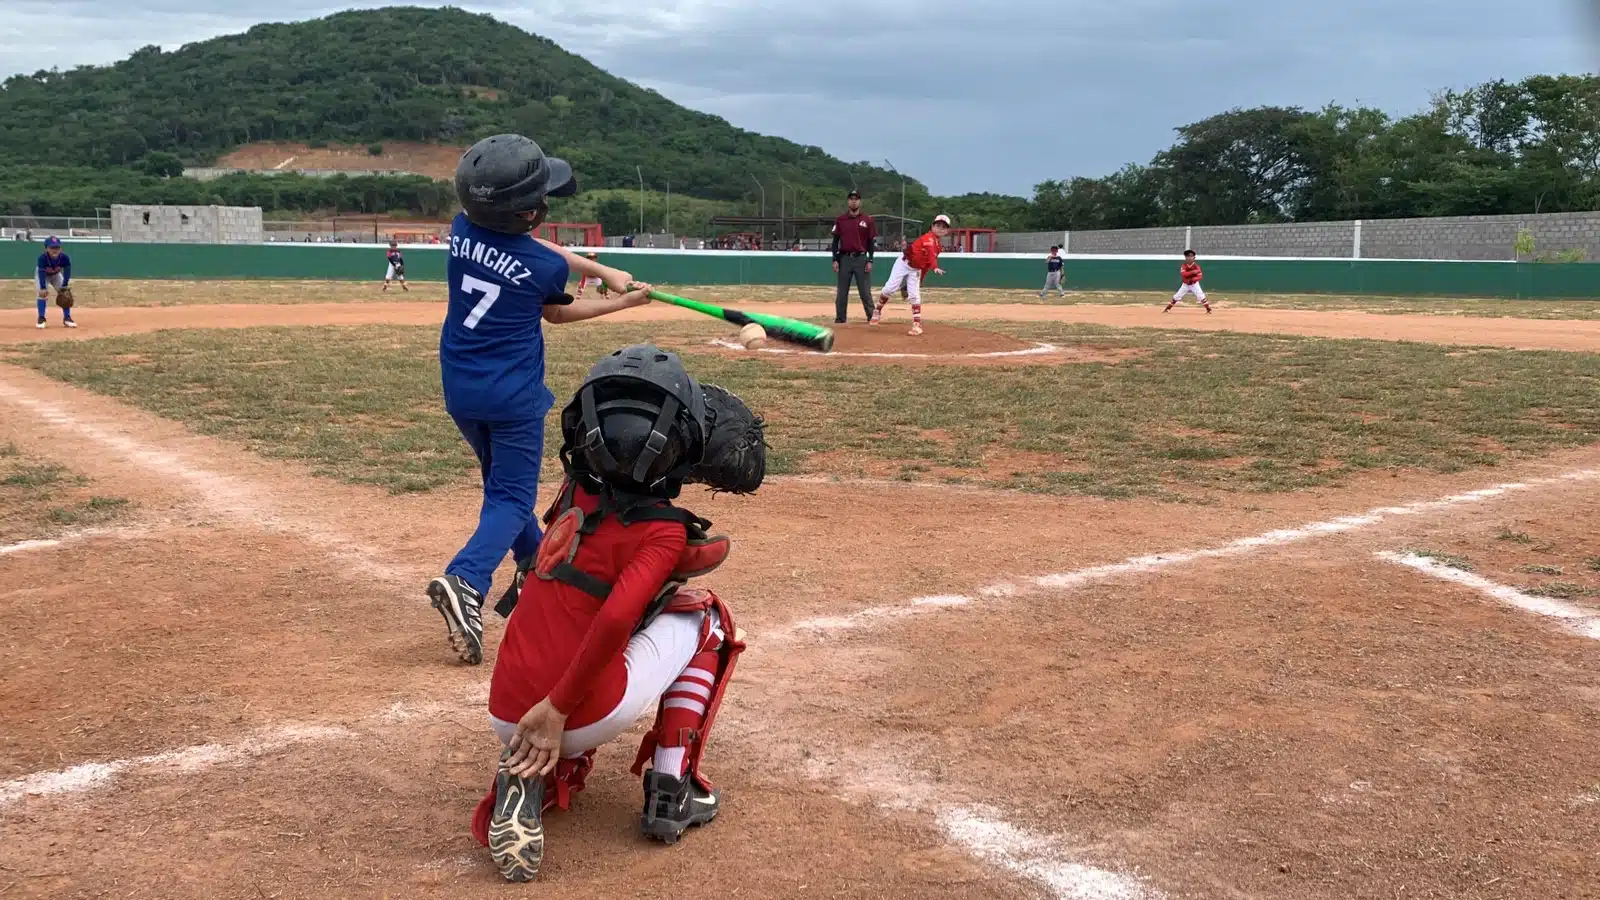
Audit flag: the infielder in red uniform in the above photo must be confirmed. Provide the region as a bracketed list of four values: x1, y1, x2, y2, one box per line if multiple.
[472, 345, 767, 883]
[872, 214, 951, 335]
[1164, 249, 1211, 313]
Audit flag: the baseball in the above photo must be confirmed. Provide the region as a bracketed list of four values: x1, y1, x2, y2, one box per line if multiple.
[739, 323, 767, 349]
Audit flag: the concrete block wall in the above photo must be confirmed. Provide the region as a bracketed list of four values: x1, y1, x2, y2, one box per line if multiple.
[112, 205, 264, 244]
[1359, 211, 1600, 262]
[992, 231, 1065, 253]
[1191, 221, 1353, 257]
[1069, 226, 1188, 254]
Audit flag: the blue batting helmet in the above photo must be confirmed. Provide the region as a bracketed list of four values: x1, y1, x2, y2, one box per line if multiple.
[44, 236, 61, 248]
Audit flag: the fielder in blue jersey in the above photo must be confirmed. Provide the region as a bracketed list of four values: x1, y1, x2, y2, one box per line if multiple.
[427, 134, 652, 666]
[35, 236, 76, 329]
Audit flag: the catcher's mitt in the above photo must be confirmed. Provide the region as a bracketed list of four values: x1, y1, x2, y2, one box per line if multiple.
[686, 384, 767, 495]
[55, 287, 74, 310]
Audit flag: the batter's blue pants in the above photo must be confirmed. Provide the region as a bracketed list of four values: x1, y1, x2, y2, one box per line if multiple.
[446, 414, 545, 598]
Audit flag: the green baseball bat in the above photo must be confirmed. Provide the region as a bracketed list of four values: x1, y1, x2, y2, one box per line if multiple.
[637, 287, 835, 353]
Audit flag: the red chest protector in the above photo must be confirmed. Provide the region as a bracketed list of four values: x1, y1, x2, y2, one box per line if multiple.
[524, 478, 731, 634]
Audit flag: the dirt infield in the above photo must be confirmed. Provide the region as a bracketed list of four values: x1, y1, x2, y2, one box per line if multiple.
[3, 295, 1600, 899]
[12, 299, 1600, 352]
[693, 322, 1145, 368]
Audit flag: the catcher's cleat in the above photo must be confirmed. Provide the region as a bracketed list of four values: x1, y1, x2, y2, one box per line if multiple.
[495, 556, 533, 619]
[36, 317, 45, 329]
[427, 575, 484, 665]
[489, 752, 547, 882]
[640, 771, 720, 845]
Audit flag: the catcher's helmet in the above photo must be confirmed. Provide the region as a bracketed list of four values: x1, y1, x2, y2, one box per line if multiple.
[454, 134, 576, 235]
[559, 345, 708, 496]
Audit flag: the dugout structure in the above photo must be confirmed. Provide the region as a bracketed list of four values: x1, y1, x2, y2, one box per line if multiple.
[943, 228, 996, 253]
[533, 222, 603, 247]
[112, 204, 264, 244]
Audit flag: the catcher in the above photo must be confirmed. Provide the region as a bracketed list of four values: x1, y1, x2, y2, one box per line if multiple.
[472, 343, 766, 883]
[35, 236, 76, 329]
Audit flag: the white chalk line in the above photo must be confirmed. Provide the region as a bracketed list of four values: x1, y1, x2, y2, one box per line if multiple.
[0, 690, 487, 810]
[1376, 552, 1600, 641]
[0, 725, 354, 808]
[0, 379, 416, 585]
[770, 469, 1600, 639]
[804, 749, 1160, 900]
[710, 337, 1064, 359]
[0, 524, 154, 557]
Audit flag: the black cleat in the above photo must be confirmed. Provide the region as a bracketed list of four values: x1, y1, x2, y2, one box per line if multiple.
[489, 753, 547, 882]
[427, 575, 484, 665]
[640, 771, 720, 845]
[495, 557, 533, 619]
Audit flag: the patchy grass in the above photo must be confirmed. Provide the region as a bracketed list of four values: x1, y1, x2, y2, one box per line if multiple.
[0, 451, 132, 544]
[1410, 549, 1475, 571]
[1495, 527, 1537, 544]
[1522, 581, 1593, 600]
[1586, 557, 1600, 573]
[1516, 563, 1566, 576]
[2, 464, 69, 487]
[47, 496, 133, 526]
[13, 321, 1600, 499]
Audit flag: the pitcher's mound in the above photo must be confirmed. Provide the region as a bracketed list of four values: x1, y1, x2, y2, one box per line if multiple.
[708, 322, 1140, 368]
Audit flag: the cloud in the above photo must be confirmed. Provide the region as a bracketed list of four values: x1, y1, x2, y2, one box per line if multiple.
[0, 0, 1590, 195]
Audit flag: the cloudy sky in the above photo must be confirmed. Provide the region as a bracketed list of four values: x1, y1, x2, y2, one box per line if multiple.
[1, 0, 1595, 196]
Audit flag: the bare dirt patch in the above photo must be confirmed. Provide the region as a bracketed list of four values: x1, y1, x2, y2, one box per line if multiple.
[218, 141, 466, 180]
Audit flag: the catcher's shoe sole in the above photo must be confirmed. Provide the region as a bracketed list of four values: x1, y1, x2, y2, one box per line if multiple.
[489, 764, 546, 882]
[427, 576, 484, 666]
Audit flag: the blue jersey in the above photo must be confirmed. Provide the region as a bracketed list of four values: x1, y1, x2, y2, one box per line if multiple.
[440, 213, 569, 421]
[37, 252, 71, 286]
[1046, 255, 1064, 273]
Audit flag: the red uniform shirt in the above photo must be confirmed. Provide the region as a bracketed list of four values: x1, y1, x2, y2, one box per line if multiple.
[489, 485, 688, 727]
[1180, 261, 1202, 285]
[905, 231, 942, 274]
[831, 212, 877, 254]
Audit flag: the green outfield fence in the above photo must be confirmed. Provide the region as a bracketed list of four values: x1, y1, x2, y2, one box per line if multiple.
[6, 242, 1599, 300]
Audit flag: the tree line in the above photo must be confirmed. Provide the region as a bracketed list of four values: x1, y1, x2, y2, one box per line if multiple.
[1026, 75, 1600, 231]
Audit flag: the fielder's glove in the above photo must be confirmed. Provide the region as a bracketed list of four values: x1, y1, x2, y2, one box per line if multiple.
[55, 287, 74, 309]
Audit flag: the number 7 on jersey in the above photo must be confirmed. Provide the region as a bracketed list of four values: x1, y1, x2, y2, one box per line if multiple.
[461, 274, 502, 329]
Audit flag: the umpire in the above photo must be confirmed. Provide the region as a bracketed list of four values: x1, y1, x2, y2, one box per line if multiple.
[830, 190, 878, 323]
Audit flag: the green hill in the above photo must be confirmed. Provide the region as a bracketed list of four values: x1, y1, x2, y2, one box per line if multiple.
[0, 5, 924, 212]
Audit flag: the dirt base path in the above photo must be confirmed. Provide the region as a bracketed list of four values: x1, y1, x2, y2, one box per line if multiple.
[9, 301, 1600, 351]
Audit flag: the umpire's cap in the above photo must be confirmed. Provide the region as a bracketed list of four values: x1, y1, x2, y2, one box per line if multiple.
[455, 134, 577, 235]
